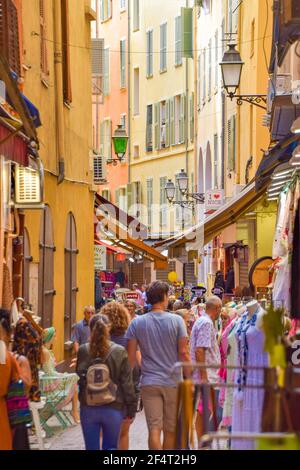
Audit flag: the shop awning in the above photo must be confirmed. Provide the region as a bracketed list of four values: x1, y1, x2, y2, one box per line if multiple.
[94, 239, 130, 254]
[255, 133, 300, 190]
[0, 118, 29, 165]
[0, 53, 38, 143]
[154, 182, 266, 253]
[95, 194, 168, 269]
[95, 193, 147, 238]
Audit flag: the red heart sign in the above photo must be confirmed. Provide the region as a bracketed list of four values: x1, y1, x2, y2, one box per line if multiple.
[213, 194, 221, 199]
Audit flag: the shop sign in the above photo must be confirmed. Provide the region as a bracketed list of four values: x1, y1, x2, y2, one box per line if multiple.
[124, 292, 139, 301]
[205, 190, 224, 210]
[94, 244, 106, 271]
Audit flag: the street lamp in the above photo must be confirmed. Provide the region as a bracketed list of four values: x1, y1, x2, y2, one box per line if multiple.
[220, 43, 267, 110]
[165, 170, 205, 209]
[107, 125, 129, 165]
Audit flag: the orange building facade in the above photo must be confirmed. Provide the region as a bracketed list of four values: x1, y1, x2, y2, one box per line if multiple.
[92, 0, 129, 205]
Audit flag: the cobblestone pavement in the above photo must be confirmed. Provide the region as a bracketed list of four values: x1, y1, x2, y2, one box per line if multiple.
[48, 411, 148, 450]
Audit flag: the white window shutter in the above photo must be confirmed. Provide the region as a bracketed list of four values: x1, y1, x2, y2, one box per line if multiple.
[154, 103, 160, 150]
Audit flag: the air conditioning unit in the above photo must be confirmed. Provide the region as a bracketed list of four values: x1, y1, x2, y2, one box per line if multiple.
[14, 165, 43, 208]
[267, 74, 292, 113]
[93, 154, 107, 184]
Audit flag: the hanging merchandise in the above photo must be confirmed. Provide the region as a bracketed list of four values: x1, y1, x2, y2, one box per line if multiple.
[231, 301, 269, 451]
[291, 199, 300, 319]
[2, 263, 14, 311]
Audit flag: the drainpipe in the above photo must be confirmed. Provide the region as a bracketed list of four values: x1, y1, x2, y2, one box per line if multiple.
[185, 0, 189, 176]
[127, 0, 131, 183]
[193, 4, 198, 193]
[54, 0, 65, 184]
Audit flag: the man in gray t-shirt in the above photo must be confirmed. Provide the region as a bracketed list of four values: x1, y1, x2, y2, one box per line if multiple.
[126, 281, 190, 450]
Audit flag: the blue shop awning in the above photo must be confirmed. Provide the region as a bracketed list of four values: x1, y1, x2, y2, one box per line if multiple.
[255, 134, 300, 190]
[6, 71, 42, 128]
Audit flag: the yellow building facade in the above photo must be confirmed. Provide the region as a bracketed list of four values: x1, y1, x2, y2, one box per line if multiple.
[21, 0, 95, 360]
[195, 0, 276, 288]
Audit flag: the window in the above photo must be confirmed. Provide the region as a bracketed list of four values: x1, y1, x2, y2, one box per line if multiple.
[133, 0, 140, 31]
[120, 39, 126, 88]
[118, 187, 127, 212]
[100, 0, 112, 22]
[146, 30, 153, 78]
[100, 119, 112, 160]
[214, 133, 218, 188]
[175, 94, 185, 144]
[160, 23, 167, 73]
[0, 0, 21, 75]
[146, 105, 153, 152]
[208, 39, 212, 98]
[103, 47, 110, 95]
[175, 16, 182, 66]
[38, 206, 55, 328]
[120, 0, 126, 11]
[64, 213, 78, 343]
[189, 93, 194, 142]
[250, 19, 255, 58]
[197, 54, 201, 107]
[203, 49, 206, 103]
[39, 0, 49, 78]
[133, 144, 140, 159]
[228, 0, 239, 34]
[160, 177, 168, 227]
[160, 101, 169, 148]
[147, 178, 153, 231]
[134, 68, 139, 115]
[132, 181, 142, 218]
[215, 29, 218, 89]
[61, 0, 72, 103]
[227, 115, 236, 172]
[120, 113, 126, 130]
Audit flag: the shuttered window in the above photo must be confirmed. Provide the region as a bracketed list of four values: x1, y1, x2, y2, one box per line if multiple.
[197, 54, 201, 107]
[133, 0, 140, 31]
[179, 93, 186, 144]
[160, 176, 168, 228]
[91, 38, 104, 76]
[160, 22, 167, 73]
[120, 38, 126, 88]
[203, 49, 206, 103]
[146, 29, 153, 78]
[214, 133, 218, 188]
[189, 92, 194, 142]
[181, 7, 193, 58]
[146, 105, 153, 152]
[154, 102, 160, 150]
[208, 39, 212, 98]
[103, 47, 110, 95]
[215, 29, 218, 88]
[38, 206, 55, 328]
[39, 0, 49, 77]
[100, 0, 112, 22]
[64, 213, 78, 343]
[61, 0, 72, 103]
[227, 115, 236, 172]
[175, 16, 182, 66]
[170, 97, 175, 145]
[0, 0, 21, 75]
[147, 178, 153, 231]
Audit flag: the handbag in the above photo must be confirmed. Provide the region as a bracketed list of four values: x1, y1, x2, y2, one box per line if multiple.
[6, 380, 32, 428]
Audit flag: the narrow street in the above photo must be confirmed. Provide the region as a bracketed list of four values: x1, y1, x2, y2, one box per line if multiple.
[48, 412, 148, 451]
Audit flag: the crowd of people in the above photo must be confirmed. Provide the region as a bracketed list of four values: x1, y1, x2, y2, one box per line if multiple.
[0, 280, 230, 451]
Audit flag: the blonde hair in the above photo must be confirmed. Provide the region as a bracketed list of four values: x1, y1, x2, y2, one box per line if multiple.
[101, 302, 130, 336]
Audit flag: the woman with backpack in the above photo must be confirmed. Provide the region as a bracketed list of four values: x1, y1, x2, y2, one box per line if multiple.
[76, 315, 137, 450]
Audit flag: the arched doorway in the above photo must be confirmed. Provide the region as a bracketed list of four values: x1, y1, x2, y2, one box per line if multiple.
[205, 142, 212, 191]
[38, 206, 55, 328]
[64, 213, 78, 343]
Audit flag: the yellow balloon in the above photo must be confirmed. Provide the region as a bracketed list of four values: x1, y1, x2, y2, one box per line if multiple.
[168, 271, 178, 283]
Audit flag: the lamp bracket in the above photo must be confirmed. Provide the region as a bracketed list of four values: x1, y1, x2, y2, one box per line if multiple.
[228, 93, 267, 110]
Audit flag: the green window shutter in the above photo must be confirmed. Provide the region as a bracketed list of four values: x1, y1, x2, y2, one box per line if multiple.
[115, 189, 120, 205]
[197, 54, 201, 106]
[181, 7, 193, 59]
[165, 100, 170, 147]
[154, 103, 160, 150]
[146, 30, 153, 77]
[147, 179, 153, 230]
[100, 0, 104, 21]
[120, 39, 126, 88]
[107, 0, 111, 19]
[160, 23, 167, 72]
[190, 93, 194, 142]
[160, 177, 167, 227]
[232, 114, 236, 171]
[180, 94, 186, 143]
[228, 116, 236, 172]
[104, 48, 110, 95]
[170, 98, 175, 145]
[175, 16, 182, 66]
[127, 183, 133, 215]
